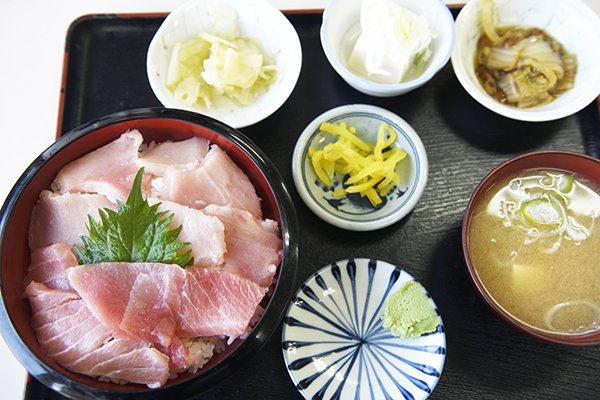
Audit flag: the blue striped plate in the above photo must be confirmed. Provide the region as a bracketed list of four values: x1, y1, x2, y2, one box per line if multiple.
[282, 258, 446, 400]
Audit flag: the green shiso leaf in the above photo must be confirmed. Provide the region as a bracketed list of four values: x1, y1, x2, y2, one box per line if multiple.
[74, 168, 194, 268]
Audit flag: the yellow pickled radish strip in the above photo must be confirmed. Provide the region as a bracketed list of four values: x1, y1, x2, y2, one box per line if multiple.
[333, 188, 346, 197]
[346, 176, 382, 193]
[311, 150, 331, 186]
[365, 188, 383, 206]
[334, 162, 353, 174]
[320, 122, 373, 152]
[307, 121, 407, 207]
[378, 182, 395, 197]
[377, 169, 397, 190]
[346, 161, 386, 184]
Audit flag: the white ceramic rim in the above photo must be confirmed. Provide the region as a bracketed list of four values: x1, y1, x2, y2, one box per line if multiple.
[451, 0, 600, 122]
[146, 0, 302, 128]
[320, 0, 455, 95]
[292, 104, 428, 231]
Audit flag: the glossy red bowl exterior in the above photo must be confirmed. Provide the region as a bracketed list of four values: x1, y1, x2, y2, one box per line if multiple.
[462, 150, 600, 345]
[0, 108, 298, 399]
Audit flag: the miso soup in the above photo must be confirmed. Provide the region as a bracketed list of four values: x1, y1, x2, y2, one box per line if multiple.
[468, 169, 600, 334]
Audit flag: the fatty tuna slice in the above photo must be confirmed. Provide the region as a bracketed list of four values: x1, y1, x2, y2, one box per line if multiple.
[158, 145, 262, 218]
[25, 282, 170, 388]
[25, 243, 79, 291]
[179, 267, 266, 338]
[67, 263, 187, 368]
[76, 338, 170, 388]
[204, 205, 282, 288]
[53, 130, 147, 203]
[28, 191, 116, 252]
[138, 137, 210, 176]
[150, 199, 226, 268]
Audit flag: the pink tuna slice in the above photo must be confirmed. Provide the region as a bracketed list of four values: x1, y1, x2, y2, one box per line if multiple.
[158, 144, 262, 218]
[149, 199, 226, 268]
[25, 243, 79, 291]
[25, 282, 170, 388]
[179, 267, 266, 338]
[204, 205, 282, 288]
[28, 191, 116, 252]
[138, 136, 210, 176]
[67, 263, 188, 369]
[53, 130, 148, 203]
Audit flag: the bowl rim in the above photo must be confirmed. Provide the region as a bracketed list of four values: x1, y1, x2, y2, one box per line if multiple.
[292, 104, 428, 231]
[451, 0, 600, 122]
[320, 0, 455, 94]
[146, 0, 303, 129]
[461, 150, 600, 345]
[0, 107, 298, 398]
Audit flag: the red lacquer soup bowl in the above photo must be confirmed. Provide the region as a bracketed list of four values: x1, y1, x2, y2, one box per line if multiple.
[0, 108, 298, 399]
[462, 150, 600, 346]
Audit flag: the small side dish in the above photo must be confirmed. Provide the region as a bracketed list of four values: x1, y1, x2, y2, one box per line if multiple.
[147, 0, 302, 128]
[292, 104, 428, 231]
[24, 130, 282, 388]
[474, 0, 577, 108]
[282, 258, 445, 400]
[347, 0, 435, 84]
[320, 0, 454, 97]
[452, 0, 600, 121]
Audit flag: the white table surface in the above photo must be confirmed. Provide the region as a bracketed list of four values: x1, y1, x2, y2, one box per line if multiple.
[1, 0, 599, 399]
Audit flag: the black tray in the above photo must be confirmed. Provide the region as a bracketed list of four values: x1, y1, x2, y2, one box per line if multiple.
[26, 10, 600, 400]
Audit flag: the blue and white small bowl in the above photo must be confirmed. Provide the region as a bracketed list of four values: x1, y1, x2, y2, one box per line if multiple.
[282, 258, 446, 400]
[292, 104, 428, 231]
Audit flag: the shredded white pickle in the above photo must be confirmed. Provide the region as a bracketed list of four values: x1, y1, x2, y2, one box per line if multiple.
[166, 5, 277, 107]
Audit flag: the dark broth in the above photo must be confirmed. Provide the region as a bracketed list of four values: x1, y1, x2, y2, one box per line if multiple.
[474, 26, 577, 108]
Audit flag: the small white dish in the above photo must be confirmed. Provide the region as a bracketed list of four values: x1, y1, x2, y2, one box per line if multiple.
[292, 104, 428, 231]
[320, 0, 455, 97]
[146, 0, 302, 128]
[452, 0, 600, 122]
[282, 258, 446, 400]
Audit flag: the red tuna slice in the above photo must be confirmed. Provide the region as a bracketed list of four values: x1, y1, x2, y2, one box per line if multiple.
[25, 243, 79, 291]
[25, 282, 170, 388]
[149, 199, 226, 268]
[28, 191, 116, 252]
[138, 137, 210, 176]
[53, 130, 148, 203]
[204, 205, 282, 288]
[179, 267, 266, 338]
[158, 145, 262, 218]
[67, 263, 187, 367]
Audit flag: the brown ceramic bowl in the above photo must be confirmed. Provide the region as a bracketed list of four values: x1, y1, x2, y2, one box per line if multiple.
[0, 108, 298, 399]
[462, 150, 600, 345]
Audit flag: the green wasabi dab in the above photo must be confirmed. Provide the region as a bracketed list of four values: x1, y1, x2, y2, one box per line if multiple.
[381, 281, 440, 338]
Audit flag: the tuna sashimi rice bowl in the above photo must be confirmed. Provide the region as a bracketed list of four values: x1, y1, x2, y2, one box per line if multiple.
[0, 108, 297, 399]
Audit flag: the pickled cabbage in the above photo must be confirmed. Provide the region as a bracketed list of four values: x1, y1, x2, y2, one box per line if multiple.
[475, 0, 577, 108]
[166, 16, 276, 108]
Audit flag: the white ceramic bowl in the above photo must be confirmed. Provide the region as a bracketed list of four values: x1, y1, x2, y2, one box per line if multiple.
[292, 104, 428, 231]
[320, 0, 455, 97]
[452, 0, 600, 122]
[147, 0, 302, 128]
